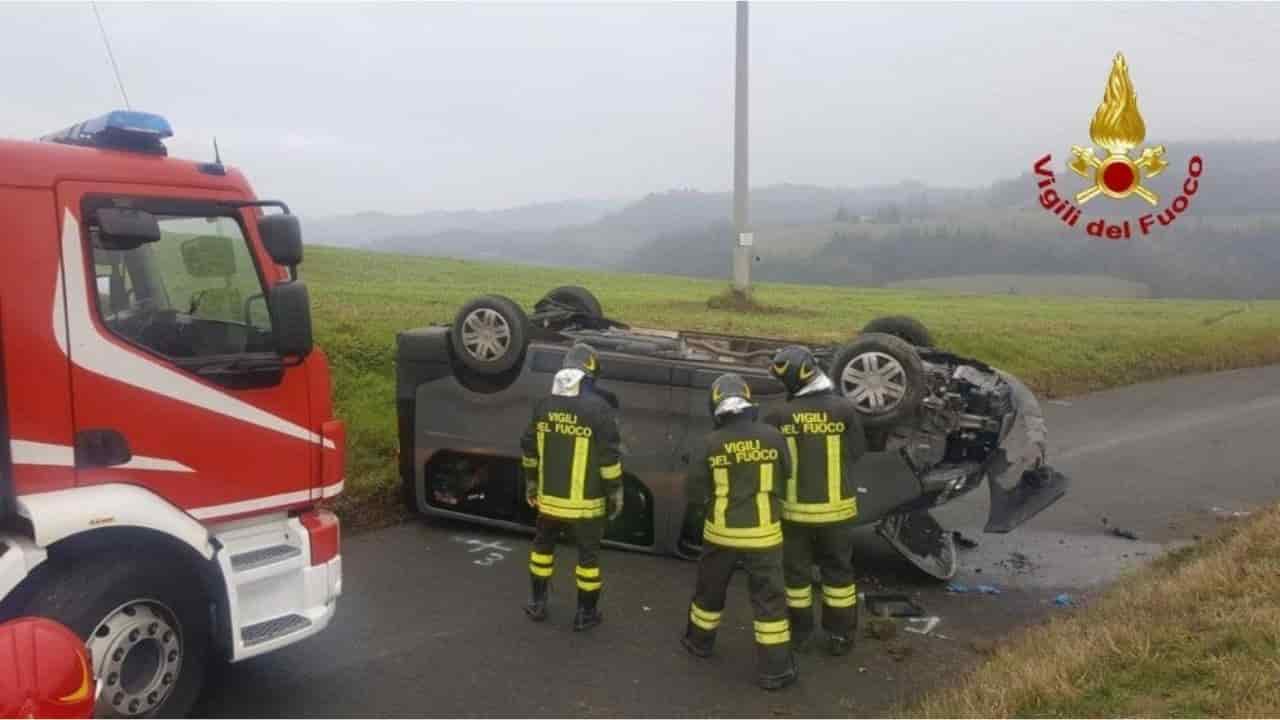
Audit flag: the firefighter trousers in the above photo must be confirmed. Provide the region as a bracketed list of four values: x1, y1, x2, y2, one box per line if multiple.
[685, 543, 793, 679]
[528, 514, 605, 600]
[782, 521, 858, 641]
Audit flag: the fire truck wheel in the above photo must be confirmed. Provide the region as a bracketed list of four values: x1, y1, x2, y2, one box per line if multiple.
[21, 554, 209, 719]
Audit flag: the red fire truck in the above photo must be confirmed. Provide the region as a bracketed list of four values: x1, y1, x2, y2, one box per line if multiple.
[0, 111, 344, 717]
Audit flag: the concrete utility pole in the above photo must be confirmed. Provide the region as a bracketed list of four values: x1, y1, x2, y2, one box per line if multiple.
[731, 0, 752, 293]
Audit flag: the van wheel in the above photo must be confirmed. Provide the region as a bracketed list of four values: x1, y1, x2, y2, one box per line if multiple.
[22, 553, 209, 718]
[861, 316, 934, 347]
[829, 332, 926, 430]
[539, 286, 603, 318]
[450, 295, 529, 375]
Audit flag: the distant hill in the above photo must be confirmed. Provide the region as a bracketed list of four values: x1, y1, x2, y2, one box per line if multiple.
[305, 197, 628, 248]
[306, 139, 1280, 299]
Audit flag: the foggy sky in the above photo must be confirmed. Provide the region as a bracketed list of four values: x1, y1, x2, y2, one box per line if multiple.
[4, 2, 1277, 216]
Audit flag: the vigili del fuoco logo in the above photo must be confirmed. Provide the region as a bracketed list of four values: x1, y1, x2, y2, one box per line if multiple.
[1033, 52, 1204, 240]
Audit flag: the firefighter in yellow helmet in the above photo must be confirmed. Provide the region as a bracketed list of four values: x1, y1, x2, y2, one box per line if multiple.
[764, 345, 867, 655]
[520, 343, 624, 631]
[682, 374, 798, 691]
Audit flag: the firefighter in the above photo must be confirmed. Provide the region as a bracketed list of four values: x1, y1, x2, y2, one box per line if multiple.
[682, 374, 798, 691]
[520, 343, 625, 631]
[763, 345, 867, 656]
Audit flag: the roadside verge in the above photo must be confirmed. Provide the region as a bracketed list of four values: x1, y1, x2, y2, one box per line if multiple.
[908, 502, 1280, 717]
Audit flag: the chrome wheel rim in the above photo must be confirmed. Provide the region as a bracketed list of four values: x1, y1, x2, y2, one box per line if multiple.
[460, 308, 512, 362]
[841, 351, 908, 414]
[89, 600, 182, 717]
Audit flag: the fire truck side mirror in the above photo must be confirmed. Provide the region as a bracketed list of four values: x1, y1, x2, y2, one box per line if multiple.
[269, 280, 313, 360]
[96, 207, 161, 250]
[259, 214, 303, 268]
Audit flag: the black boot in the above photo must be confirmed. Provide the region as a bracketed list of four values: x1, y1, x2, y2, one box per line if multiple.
[789, 608, 816, 654]
[824, 604, 858, 656]
[523, 577, 549, 622]
[573, 590, 602, 631]
[757, 648, 798, 691]
[681, 621, 716, 658]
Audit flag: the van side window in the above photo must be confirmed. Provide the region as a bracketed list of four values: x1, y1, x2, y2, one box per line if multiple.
[92, 215, 275, 360]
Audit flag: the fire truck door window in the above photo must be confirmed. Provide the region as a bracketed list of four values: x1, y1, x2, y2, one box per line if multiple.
[91, 215, 275, 361]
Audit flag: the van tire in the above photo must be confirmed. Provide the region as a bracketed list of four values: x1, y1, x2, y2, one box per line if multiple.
[541, 286, 603, 318]
[829, 332, 927, 430]
[450, 295, 529, 375]
[21, 552, 210, 718]
[861, 316, 934, 347]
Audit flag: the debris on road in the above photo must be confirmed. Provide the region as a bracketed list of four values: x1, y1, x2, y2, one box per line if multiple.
[945, 582, 969, 594]
[997, 551, 1037, 575]
[863, 593, 925, 618]
[904, 617, 941, 636]
[952, 531, 979, 549]
[1052, 593, 1076, 608]
[1047, 399, 1073, 407]
[1109, 526, 1140, 541]
[1211, 506, 1253, 520]
[976, 584, 1002, 595]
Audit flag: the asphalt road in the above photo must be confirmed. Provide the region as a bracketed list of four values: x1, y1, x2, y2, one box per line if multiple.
[197, 364, 1280, 717]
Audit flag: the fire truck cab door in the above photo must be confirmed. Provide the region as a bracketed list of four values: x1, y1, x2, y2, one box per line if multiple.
[56, 185, 316, 520]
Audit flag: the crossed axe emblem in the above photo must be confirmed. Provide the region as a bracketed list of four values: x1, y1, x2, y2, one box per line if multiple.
[1068, 144, 1168, 205]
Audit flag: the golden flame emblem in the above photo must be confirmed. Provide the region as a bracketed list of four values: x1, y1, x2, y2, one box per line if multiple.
[1068, 53, 1168, 205]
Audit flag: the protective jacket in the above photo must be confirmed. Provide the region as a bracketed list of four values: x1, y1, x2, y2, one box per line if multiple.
[521, 390, 623, 520]
[687, 414, 792, 549]
[764, 390, 866, 524]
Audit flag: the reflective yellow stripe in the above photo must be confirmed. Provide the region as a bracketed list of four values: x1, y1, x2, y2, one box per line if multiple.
[690, 604, 721, 631]
[703, 522, 782, 538]
[530, 563, 553, 577]
[536, 430, 546, 494]
[753, 618, 791, 645]
[575, 566, 600, 579]
[823, 584, 858, 608]
[690, 604, 723, 623]
[530, 551, 554, 565]
[757, 464, 773, 527]
[570, 436, 590, 501]
[522, 456, 539, 469]
[577, 578, 603, 592]
[827, 434, 842, 504]
[600, 462, 622, 481]
[539, 496, 606, 511]
[786, 586, 813, 608]
[712, 467, 729, 528]
[703, 523, 783, 549]
[781, 498, 858, 524]
[786, 437, 799, 504]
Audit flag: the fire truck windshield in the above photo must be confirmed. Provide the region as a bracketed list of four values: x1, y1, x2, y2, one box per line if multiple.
[93, 214, 277, 362]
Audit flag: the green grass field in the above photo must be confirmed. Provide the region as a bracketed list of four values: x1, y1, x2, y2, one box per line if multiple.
[302, 245, 1280, 526]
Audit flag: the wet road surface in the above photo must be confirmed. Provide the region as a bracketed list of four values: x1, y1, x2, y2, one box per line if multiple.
[197, 364, 1280, 717]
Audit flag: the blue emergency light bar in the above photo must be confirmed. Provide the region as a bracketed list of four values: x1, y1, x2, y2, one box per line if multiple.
[41, 110, 173, 155]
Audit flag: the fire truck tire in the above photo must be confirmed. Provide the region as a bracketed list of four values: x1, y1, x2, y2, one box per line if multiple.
[21, 553, 209, 719]
[861, 315, 934, 347]
[450, 295, 529, 376]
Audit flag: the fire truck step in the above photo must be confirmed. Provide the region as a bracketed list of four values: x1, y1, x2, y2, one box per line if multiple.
[241, 613, 312, 647]
[230, 544, 303, 572]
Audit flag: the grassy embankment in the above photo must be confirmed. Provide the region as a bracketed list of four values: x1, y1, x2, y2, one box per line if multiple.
[909, 502, 1280, 717]
[302, 245, 1280, 528]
